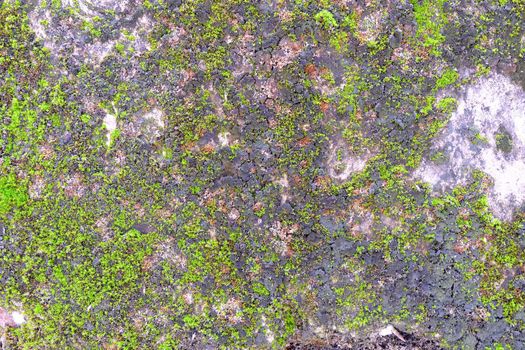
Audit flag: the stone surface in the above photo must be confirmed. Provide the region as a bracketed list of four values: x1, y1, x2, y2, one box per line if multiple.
[3, 0, 525, 349]
[416, 73, 525, 220]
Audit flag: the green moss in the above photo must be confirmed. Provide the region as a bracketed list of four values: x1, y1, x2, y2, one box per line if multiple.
[329, 31, 349, 53]
[183, 314, 200, 328]
[341, 12, 358, 32]
[1, 0, 525, 347]
[435, 69, 459, 90]
[410, 0, 448, 56]
[253, 282, 270, 297]
[81, 19, 102, 38]
[436, 97, 457, 113]
[495, 126, 513, 153]
[334, 273, 384, 331]
[315, 9, 338, 29]
[0, 174, 28, 216]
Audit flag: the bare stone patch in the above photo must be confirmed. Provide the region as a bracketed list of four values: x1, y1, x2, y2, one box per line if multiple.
[0, 308, 16, 328]
[11, 311, 26, 326]
[355, 7, 387, 45]
[103, 113, 117, 147]
[28, 0, 153, 67]
[218, 132, 231, 147]
[0, 308, 25, 328]
[142, 108, 165, 139]
[275, 174, 290, 204]
[271, 37, 304, 71]
[326, 141, 373, 182]
[28, 8, 114, 66]
[231, 31, 255, 79]
[29, 175, 45, 199]
[58, 0, 134, 20]
[415, 73, 525, 220]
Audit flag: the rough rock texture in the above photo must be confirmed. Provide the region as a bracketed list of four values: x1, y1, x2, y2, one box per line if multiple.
[2, 0, 525, 349]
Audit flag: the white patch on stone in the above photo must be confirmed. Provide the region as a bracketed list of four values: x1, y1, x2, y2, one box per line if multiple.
[228, 208, 240, 221]
[144, 109, 164, 127]
[379, 324, 394, 336]
[276, 174, 289, 188]
[208, 227, 217, 239]
[357, 9, 386, 44]
[11, 311, 26, 326]
[60, 0, 132, 19]
[28, 9, 51, 40]
[183, 292, 193, 305]
[29, 1, 153, 66]
[378, 324, 406, 342]
[327, 141, 371, 181]
[261, 315, 275, 344]
[103, 113, 117, 147]
[73, 41, 115, 66]
[141, 108, 164, 140]
[218, 132, 231, 147]
[276, 174, 290, 204]
[28, 6, 115, 66]
[415, 73, 525, 220]
[130, 15, 154, 54]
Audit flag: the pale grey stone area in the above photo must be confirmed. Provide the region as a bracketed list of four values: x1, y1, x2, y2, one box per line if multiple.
[415, 73, 525, 220]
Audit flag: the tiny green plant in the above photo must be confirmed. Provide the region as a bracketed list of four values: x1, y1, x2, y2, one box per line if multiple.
[315, 10, 338, 30]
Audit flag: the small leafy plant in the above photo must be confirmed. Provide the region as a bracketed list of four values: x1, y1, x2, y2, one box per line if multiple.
[315, 10, 338, 29]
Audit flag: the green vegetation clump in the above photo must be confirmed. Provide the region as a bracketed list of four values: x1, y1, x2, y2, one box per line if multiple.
[411, 0, 448, 56]
[315, 9, 338, 29]
[0, 174, 28, 216]
[435, 69, 459, 90]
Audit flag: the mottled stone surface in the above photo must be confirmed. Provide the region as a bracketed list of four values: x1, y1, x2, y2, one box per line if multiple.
[2, 0, 525, 349]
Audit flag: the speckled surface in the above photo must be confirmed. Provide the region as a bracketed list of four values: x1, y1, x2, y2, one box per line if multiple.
[2, 0, 525, 349]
